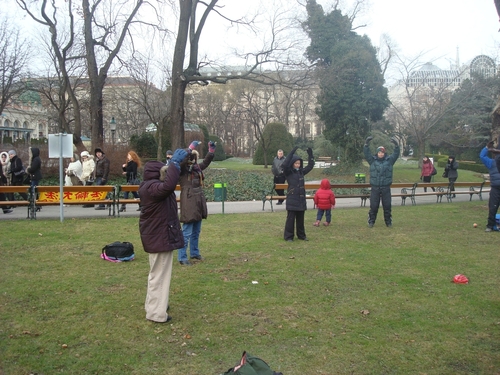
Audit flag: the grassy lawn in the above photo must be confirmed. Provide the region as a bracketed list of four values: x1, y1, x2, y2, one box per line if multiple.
[1, 201, 499, 374]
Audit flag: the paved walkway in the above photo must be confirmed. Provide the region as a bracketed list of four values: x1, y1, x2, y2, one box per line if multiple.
[0, 187, 485, 221]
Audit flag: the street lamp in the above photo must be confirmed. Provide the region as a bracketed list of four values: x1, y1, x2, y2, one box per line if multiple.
[110, 117, 116, 145]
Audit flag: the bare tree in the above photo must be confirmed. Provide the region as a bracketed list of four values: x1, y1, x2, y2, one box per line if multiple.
[0, 19, 30, 115]
[17, 0, 149, 150]
[167, 0, 313, 149]
[387, 54, 468, 161]
[121, 54, 171, 159]
[16, 0, 89, 150]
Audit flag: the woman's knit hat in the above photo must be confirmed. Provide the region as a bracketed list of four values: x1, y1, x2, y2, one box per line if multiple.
[376, 146, 386, 153]
[81, 151, 90, 158]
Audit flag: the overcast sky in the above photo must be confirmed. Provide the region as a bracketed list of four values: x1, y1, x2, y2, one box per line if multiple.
[202, 0, 500, 69]
[5, 0, 500, 81]
[333, 0, 500, 68]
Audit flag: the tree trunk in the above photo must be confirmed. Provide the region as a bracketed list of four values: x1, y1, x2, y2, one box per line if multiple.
[168, 0, 192, 149]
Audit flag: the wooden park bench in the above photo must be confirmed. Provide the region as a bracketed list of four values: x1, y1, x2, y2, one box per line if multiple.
[262, 182, 373, 212]
[316, 156, 335, 168]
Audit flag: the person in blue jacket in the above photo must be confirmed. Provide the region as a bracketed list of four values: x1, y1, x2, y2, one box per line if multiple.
[481, 141, 500, 232]
[363, 136, 400, 228]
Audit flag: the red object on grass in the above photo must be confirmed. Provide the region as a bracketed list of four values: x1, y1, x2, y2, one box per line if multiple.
[453, 274, 469, 284]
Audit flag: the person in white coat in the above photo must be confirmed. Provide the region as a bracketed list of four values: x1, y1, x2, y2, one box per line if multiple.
[79, 151, 95, 186]
[64, 153, 83, 186]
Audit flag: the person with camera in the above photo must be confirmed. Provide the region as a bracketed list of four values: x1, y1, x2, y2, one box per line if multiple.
[363, 136, 400, 228]
[177, 140, 215, 265]
[139, 149, 190, 323]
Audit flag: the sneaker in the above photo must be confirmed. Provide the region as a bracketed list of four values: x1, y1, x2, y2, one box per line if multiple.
[386, 223, 392, 228]
[313, 221, 320, 227]
[179, 260, 192, 266]
[485, 226, 499, 232]
[485, 227, 492, 232]
[368, 222, 374, 228]
[323, 222, 330, 227]
[190, 255, 203, 260]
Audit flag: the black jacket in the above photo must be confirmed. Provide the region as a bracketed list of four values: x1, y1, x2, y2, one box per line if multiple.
[27, 147, 42, 181]
[282, 147, 315, 211]
[9, 156, 24, 184]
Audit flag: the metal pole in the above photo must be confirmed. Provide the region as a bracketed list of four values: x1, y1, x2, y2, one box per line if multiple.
[59, 133, 64, 223]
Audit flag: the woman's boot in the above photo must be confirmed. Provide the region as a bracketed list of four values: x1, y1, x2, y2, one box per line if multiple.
[119, 204, 126, 212]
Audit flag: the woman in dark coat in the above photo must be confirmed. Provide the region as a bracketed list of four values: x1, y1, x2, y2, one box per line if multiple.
[119, 150, 141, 212]
[27, 147, 43, 211]
[177, 141, 216, 265]
[445, 156, 459, 197]
[282, 146, 315, 241]
[138, 149, 188, 323]
[27, 147, 43, 187]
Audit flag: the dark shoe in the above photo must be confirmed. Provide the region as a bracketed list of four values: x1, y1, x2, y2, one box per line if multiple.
[83, 204, 95, 208]
[94, 206, 106, 210]
[148, 316, 172, 324]
[3, 209, 13, 214]
[179, 260, 192, 266]
[386, 223, 392, 228]
[190, 255, 203, 260]
[285, 239, 293, 242]
[299, 237, 309, 241]
[36, 206, 41, 212]
[136, 207, 141, 211]
[276, 201, 283, 205]
[119, 205, 126, 212]
[368, 222, 374, 228]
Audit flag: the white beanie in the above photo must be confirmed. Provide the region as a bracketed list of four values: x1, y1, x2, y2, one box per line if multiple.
[81, 151, 90, 158]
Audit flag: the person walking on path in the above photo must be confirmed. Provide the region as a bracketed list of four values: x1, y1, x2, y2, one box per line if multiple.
[420, 156, 436, 192]
[177, 141, 216, 265]
[26, 147, 43, 211]
[1, 151, 11, 186]
[139, 149, 189, 323]
[0, 162, 12, 214]
[93, 148, 110, 210]
[480, 141, 500, 232]
[313, 179, 336, 227]
[65, 154, 83, 186]
[364, 136, 400, 228]
[271, 149, 286, 205]
[79, 151, 95, 186]
[282, 147, 315, 241]
[444, 156, 459, 198]
[7, 150, 28, 201]
[120, 151, 141, 212]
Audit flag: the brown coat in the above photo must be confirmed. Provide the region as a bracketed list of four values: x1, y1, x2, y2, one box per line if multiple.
[179, 152, 214, 223]
[139, 161, 184, 253]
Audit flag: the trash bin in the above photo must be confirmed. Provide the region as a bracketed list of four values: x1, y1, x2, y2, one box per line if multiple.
[355, 173, 366, 183]
[214, 183, 227, 202]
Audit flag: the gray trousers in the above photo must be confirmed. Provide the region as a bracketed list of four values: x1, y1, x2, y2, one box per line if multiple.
[145, 251, 174, 322]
